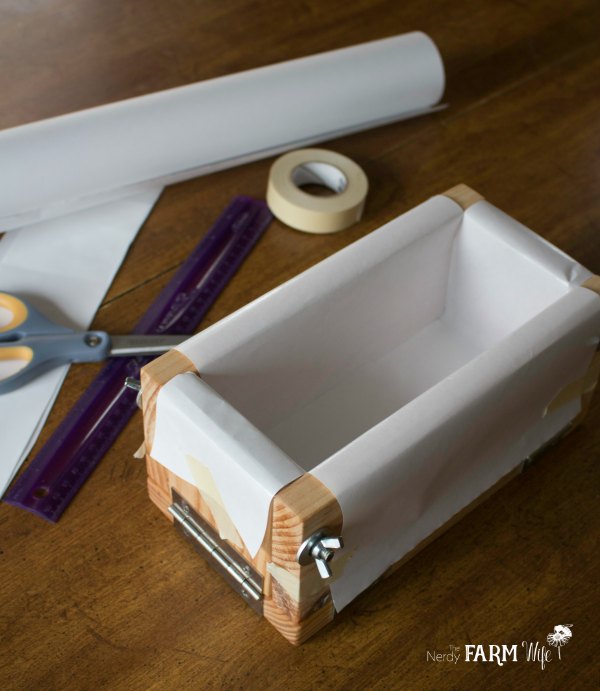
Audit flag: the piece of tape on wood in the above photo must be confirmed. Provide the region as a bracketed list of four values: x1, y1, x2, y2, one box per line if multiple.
[186, 454, 245, 549]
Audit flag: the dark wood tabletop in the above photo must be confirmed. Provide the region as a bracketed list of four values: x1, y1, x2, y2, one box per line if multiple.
[1, 1, 599, 688]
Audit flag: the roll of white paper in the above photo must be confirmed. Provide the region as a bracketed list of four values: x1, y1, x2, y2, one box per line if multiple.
[0, 32, 444, 231]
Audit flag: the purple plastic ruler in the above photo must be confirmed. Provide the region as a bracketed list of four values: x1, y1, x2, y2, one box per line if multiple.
[5, 196, 272, 522]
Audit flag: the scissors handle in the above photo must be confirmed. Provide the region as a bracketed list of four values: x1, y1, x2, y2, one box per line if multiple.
[0, 292, 113, 394]
[0, 291, 71, 337]
[0, 292, 187, 394]
[0, 331, 112, 395]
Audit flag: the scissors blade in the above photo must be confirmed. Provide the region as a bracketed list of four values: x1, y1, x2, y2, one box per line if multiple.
[108, 334, 188, 357]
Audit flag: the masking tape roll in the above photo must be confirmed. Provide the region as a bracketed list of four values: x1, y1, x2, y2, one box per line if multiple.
[266, 148, 369, 233]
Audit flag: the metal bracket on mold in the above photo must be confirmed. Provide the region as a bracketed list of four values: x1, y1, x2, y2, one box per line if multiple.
[168, 489, 263, 615]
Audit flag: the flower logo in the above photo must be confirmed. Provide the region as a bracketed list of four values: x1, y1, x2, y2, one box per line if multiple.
[547, 625, 573, 660]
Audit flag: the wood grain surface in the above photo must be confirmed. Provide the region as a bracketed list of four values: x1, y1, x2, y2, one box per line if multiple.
[1, 1, 599, 688]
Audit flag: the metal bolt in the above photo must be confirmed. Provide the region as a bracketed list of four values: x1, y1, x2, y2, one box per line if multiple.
[123, 377, 142, 392]
[297, 530, 344, 580]
[85, 333, 102, 347]
[312, 545, 334, 562]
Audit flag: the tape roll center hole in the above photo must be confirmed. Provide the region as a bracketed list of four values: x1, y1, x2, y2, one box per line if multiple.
[292, 162, 348, 197]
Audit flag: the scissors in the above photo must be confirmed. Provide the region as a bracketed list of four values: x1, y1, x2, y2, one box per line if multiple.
[0, 291, 187, 394]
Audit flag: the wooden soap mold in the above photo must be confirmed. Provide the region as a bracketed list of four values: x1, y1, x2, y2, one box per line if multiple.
[141, 185, 600, 645]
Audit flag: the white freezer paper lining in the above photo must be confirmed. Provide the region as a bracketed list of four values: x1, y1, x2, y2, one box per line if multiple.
[151, 373, 303, 556]
[150, 195, 599, 605]
[312, 287, 599, 609]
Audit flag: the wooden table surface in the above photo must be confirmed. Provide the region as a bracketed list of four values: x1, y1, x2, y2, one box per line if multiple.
[1, 1, 599, 688]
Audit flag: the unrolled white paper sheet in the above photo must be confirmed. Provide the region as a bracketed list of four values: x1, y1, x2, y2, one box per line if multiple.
[0, 32, 444, 230]
[149, 195, 600, 611]
[0, 188, 162, 496]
